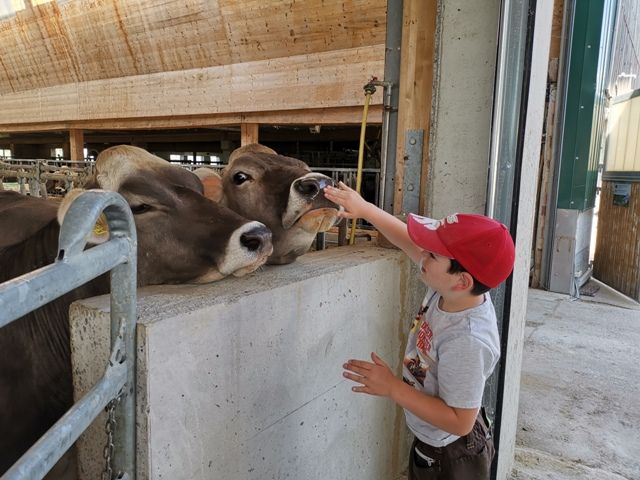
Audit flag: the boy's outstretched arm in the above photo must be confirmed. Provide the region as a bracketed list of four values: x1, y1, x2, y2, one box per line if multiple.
[324, 182, 422, 264]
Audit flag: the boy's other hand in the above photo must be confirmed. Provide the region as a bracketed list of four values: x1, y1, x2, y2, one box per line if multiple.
[323, 182, 370, 219]
[342, 352, 401, 398]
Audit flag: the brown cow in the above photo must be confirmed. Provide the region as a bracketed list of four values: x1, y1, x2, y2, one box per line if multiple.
[0, 145, 273, 476]
[197, 144, 340, 264]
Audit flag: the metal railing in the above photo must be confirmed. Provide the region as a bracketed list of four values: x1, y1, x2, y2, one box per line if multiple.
[0, 191, 138, 480]
[311, 167, 381, 206]
[169, 161, 225, 174]
[0, 158, 95, 197]
[1, 158, 382, 206]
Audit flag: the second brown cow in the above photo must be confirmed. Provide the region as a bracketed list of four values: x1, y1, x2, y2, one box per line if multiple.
[196, 144, 340, 264]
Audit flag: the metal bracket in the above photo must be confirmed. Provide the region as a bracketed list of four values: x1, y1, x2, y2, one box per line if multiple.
[401, 129, 424, 214]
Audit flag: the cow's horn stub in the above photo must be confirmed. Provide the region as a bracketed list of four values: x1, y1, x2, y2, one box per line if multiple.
[229, 144, 277, 165]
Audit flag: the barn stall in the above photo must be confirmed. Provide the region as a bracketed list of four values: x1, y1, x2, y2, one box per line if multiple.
[0, 1, 544, 479]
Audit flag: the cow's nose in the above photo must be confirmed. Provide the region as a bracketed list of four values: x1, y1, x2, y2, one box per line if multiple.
[294, 178, 321, 198]
[240, 225, 272, 252]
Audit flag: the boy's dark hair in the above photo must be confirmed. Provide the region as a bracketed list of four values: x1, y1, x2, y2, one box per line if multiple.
[448, 259, 491, 295]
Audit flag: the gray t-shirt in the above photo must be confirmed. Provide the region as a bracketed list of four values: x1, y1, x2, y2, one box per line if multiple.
[402, 289, 500, 447]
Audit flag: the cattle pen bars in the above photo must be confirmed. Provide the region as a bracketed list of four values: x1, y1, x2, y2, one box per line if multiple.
[0, 191, 138, 480]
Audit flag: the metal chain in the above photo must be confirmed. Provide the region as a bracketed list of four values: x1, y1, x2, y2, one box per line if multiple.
[102, 396, 120, 480]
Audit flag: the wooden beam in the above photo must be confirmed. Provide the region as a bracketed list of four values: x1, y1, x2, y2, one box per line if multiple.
[241, 123, 259, 145]
[549, 0, 565, 61]
[393, 0, 437, 215]
[0, 45, 385, 127]
[0, 106, 383, 133]
[69, 129, 84, 161]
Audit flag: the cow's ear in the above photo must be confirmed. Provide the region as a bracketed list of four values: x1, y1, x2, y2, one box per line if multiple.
[200, 173, 224, 202]
[57, 189, 110, 244]
[193, 168, 224, 202]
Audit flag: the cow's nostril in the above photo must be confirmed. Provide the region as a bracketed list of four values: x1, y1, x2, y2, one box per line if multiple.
[240, 226, 271, 252]
[240, 233, 262, 251]
[295, 179, 320, 197]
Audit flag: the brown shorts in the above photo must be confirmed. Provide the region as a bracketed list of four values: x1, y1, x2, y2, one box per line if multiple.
[408, 415, 495, 480]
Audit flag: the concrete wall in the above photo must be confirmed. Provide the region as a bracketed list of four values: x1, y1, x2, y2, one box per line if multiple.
[70, 247, 424, 480]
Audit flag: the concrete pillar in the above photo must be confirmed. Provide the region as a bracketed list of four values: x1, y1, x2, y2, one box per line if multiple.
[426, 0, 500, 217]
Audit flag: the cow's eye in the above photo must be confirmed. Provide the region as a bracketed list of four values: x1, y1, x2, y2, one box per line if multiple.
[130, 203, 152, 215]
[233, 172, 251, 185]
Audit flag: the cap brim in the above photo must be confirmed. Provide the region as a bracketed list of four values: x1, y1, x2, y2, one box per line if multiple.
[406, 214, 454, 258]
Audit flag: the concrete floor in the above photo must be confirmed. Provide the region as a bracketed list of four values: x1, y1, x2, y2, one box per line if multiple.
[511, 280, 640, 479]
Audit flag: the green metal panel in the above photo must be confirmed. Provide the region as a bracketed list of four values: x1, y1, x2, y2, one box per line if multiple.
[557, 0, 610, 210]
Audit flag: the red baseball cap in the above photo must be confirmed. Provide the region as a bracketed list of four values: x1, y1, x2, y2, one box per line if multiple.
[407, 213, 515, 288]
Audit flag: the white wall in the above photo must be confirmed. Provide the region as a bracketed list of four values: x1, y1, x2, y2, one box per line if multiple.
[71, 247, 424, 480]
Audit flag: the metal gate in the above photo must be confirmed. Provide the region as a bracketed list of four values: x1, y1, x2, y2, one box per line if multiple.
[0, 190, 138, 480]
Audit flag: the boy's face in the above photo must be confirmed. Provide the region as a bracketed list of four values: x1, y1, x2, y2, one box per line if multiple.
[419, 250, 460, 292]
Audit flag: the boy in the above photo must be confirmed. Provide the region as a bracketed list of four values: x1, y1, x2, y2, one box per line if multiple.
[323, 182, 515, 480]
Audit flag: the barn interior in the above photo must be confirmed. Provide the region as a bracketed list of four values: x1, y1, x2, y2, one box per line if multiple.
[0, 0, 400, 213]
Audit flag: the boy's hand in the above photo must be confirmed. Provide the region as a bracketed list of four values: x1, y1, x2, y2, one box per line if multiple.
[323, 182, 371, 219]
[342, 352, 401, 397]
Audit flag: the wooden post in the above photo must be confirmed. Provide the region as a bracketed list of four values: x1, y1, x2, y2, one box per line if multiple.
[241, 123, 259, 146]
[69, 129, 84, 161]
[393, 0, 437, 215]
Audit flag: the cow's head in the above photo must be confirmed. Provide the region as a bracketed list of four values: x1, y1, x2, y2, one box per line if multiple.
[58, 145, 273, 285]
[198, 144, 340, 265]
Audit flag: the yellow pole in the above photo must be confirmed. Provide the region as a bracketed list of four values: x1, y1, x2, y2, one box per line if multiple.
[349, 90, 373, 245]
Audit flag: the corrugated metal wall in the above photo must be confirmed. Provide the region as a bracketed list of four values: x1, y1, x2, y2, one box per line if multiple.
[605, 92, 640, 172]
[593, 0, 640, 299]
[608, 0, 640, 97]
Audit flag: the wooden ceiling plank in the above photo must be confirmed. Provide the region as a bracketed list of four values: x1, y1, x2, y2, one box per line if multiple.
[0, 0, 386, 96]
[0, 44, 385, 125]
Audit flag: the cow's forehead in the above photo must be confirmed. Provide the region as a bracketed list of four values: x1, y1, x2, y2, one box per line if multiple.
[230, 152, 310, 173]
[95, 145, 201, 192]
[119, 167, 203, 200]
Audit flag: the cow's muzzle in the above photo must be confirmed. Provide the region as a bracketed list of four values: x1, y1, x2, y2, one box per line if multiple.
[240, 225, 272, 253]
[292, 176, 335, 201]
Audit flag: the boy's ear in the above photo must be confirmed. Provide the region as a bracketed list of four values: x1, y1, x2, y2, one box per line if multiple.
[454, 271, 474, 292]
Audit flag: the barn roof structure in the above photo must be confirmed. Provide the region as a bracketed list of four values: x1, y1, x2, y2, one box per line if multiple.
[0, 0, 386, 132]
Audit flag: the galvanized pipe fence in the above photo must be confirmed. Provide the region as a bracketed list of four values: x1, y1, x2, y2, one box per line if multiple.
[0, 158, 95, 197]
[0, 190, 138, 480]
[1, 157, 382, 207]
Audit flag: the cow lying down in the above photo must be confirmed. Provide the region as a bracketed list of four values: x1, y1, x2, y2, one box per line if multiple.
[0, 145, 273, 475]
[195, 143, 340, 264]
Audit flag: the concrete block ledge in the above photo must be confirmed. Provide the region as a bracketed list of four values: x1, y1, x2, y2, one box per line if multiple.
[70, 246, 424, 480]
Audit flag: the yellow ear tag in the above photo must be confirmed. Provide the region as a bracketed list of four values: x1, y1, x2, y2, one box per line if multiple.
[93, 214, 108, 238]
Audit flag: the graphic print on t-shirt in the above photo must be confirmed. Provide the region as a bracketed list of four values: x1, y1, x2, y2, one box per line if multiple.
[403, 304, 434, 387]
